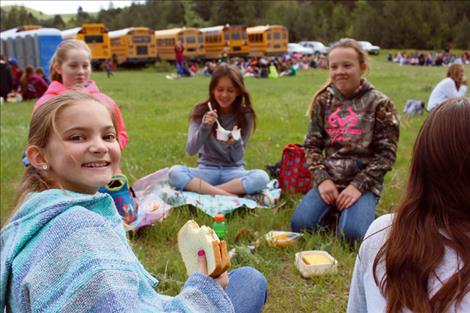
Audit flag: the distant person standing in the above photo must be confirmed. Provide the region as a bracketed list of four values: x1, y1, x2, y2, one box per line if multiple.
[427, 63, 467, 111]
[105, 59, 114, 78]
[175, 39, 185, 77]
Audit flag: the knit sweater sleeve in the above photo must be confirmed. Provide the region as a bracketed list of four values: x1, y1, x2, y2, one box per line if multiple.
[304, 99, 332, 185]
[350, 97, 399, 194]
[16, 206, 233, 313]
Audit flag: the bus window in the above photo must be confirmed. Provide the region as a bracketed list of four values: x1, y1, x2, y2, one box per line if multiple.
[242, 32, 247, 39]
[85, 35, 104, 43]
[274, 32, 281, 40]
[198, 36, 203, 43]
[231, 33, 240, 40]
[186, 36, 196, 44]
[282, 32, 287, 39]
[224, 33, 229, 41]
[111, 38, 121, 46]
[267, 33, 271, 40]
[133, 36, 150, 43]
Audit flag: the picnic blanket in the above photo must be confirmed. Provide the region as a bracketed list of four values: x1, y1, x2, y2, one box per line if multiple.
[130, 168, 281, 230]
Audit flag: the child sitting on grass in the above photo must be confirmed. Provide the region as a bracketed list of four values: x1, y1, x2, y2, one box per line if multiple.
[348, 98, 470, 312]
[0, 91, 267, 313]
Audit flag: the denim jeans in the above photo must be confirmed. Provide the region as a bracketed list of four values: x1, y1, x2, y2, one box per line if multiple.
[291, 187, 378, 243]
[169, 164, 270, 194]
[226, 267, 267, 313]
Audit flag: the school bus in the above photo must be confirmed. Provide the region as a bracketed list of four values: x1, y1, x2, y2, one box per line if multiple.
[61, 24, 111, 66]
[109, 27, 157, 65]
[200, 25, 249, 59]
[247, 25, 288, 57]
[154, 27, 204, 61]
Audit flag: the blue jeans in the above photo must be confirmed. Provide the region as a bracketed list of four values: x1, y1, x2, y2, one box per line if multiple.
[291, 187, 378, 243]
[226, 267, 267, 313]
[169, 164, 270, 194]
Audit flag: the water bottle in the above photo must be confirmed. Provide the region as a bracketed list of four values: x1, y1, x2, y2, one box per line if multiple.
[212, 213, 226, 240]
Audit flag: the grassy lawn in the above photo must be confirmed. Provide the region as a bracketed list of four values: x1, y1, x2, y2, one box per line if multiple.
[1, 55, 466, 312]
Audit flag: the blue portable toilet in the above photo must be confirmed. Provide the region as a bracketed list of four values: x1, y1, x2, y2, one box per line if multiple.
[0, 28, 62, 79]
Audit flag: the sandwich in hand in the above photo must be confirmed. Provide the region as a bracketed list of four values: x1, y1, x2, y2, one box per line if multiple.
[178, 220, 231, 278]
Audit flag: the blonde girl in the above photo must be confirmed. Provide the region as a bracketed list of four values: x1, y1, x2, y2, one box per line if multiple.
[0, 91, 267, 313]
[33, 39, 135, 224]
[169, 63, 271, 201]
[291, 38, 400, 243]
[427, 63, 467, 111]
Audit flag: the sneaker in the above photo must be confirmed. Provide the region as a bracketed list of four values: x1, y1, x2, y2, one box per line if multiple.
[100, 175, 138, 225]
[246, 189, 275, 207]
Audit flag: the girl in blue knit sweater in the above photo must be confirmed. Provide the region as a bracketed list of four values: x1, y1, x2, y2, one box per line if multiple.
[0, 91, 267, 313]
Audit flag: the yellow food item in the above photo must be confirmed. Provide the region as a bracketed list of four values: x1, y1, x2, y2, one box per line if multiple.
[302, 254, 332, 265]
[273, 233, 290, 240]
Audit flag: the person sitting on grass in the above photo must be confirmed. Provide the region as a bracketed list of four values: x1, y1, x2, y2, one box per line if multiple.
[348, 98, 470, 312]
[33, 39, 136, 227]
[168, 63, 273, 206]
[427, 63, 467, 111]
[0, 91, 268, 313]
[290, 38, 400, 244]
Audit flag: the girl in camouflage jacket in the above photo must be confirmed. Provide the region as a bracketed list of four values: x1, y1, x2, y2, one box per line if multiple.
[291, 38, 399, 243]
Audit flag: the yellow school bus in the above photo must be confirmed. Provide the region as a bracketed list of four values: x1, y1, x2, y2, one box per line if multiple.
[247, 25, 288, 57]
[61, 24, 111, 66]
[154, 27, 204, 61]
[200, 25, 249, 59]
[109, 27, 157, 65]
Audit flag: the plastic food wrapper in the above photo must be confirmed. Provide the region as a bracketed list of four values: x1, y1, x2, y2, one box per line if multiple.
[130, 168, 173, 231]
[295, 250, 338, 277]
[265, 231, 303, 248]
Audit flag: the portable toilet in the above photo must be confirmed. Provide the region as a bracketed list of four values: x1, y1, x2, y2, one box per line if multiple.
[1, 28, 62, 79]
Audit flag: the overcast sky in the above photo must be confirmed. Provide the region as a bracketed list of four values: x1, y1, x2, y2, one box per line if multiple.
[1, 1, 145, 15]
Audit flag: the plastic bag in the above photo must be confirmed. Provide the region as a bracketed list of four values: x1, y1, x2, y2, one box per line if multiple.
[265, 231, 303, 248]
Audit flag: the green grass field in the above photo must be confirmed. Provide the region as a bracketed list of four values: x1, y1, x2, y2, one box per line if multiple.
[1, 56, 466, 312]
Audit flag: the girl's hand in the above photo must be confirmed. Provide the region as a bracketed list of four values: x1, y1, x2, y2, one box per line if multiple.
[203, 109, 218, 125]
[318, 179, 339, 205]
[197, 250, 229, 289]
[336, 185, 362, 211]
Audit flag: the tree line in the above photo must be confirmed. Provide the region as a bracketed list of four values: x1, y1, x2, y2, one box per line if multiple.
[1, 0, 469, 50]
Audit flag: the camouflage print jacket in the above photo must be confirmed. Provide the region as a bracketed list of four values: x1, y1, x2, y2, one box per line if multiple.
[304, 80, 399, 197]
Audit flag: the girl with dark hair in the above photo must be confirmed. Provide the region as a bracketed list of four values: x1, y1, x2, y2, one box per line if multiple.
[169, 63, 270, 201]
[348, 98, 470, 312]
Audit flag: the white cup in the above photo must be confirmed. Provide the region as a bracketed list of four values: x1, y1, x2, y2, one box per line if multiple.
[231, 128, 241, 140]
[216, 128, 231, 141]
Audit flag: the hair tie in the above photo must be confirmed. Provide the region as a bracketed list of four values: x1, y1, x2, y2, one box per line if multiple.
[21, 151, 30, 167]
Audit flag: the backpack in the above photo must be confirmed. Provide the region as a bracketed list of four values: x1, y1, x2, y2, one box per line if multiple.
[404, 99, 425, 116]
[279, 144, 313, 194]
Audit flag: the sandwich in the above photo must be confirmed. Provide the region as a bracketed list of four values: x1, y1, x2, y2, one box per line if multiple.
[178, 220, 231, 278]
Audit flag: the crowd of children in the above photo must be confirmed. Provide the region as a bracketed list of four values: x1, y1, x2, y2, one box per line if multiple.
[1, 37, 469, 312]
[0, 56, 50, 103]
[387, 51, 470, 66]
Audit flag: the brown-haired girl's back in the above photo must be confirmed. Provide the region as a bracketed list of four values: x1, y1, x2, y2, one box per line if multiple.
[348, 98, 470, 313]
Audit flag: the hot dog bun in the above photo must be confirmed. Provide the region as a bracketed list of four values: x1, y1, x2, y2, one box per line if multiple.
[178, 220, 230, 278]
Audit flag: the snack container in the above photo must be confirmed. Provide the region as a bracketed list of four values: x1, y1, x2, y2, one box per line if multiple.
[295, 250, 338, 277]
[265, 231, 302, 248]
[231, 128, 241, 140]
[216, 128, 231, 141]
